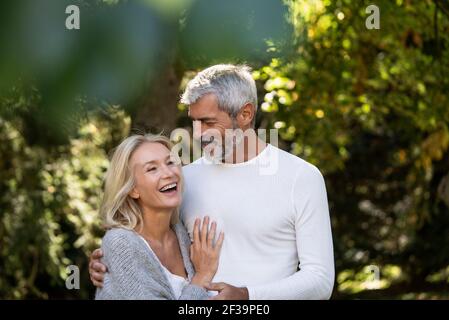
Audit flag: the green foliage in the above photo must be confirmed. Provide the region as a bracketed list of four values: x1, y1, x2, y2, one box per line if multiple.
[0, 89, 130, 298]
[256, 0, 449, 295]
[1, 0, 449, 299]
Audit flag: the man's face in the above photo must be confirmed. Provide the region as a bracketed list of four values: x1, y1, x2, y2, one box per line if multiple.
[188, 94, 235, 157]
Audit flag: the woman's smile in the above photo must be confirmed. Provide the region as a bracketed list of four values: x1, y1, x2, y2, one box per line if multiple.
[159, 182, 179, 196]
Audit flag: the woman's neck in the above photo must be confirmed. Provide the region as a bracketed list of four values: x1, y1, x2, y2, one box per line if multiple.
[137, 207, 173, 245]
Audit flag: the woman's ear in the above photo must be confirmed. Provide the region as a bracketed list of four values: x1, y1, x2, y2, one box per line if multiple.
[129, 187, 140, 199]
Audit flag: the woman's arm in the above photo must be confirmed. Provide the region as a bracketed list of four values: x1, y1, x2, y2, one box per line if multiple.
[97, 219, 224, 300]
[98, 230, 168, 300]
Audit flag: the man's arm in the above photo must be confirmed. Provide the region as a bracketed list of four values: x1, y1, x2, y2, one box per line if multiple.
[247, 165, 335, 300]
[89, 248, 107, 287]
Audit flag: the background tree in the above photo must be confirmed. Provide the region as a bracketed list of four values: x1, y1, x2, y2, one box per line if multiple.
[0, 0, 448, 299]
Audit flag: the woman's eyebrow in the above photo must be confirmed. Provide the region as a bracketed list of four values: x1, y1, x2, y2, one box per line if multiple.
[142, 155, 171, 165]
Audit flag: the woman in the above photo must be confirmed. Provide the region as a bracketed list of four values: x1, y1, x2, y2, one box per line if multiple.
[95, 134, 224, 300]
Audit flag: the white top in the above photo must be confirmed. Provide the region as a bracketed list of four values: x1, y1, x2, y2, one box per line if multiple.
[181, 144, 335, 300]
[137, 235, 189, 299]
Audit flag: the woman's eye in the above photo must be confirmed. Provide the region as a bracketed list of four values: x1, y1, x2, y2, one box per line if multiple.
[146, 167, 156, 172]
[167, 161, 174, 165]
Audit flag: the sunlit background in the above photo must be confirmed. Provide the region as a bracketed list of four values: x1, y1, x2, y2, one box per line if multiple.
[0, 0, 448, 299]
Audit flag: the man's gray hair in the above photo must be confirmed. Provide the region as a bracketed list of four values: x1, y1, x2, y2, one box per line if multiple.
[180, 64, 258, 127]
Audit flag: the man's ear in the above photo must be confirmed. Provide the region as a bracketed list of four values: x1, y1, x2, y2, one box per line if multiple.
[237, 103, 255, 128]
[129, 187, 140, 199]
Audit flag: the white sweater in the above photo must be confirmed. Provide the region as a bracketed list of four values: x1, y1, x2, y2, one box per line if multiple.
[180, 144, 335, 300]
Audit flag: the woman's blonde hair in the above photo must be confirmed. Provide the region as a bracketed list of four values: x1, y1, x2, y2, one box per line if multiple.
[100, 133, 181, 230]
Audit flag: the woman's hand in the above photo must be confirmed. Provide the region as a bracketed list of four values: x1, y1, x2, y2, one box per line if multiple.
[190, 216, 224, 288]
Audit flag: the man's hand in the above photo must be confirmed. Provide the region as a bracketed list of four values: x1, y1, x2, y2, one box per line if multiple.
[89, 248, 107, 288]
[206, 283, 249, 300]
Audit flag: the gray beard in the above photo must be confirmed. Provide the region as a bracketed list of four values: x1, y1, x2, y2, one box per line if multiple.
[204, 118, 242, 163]
[220, 117, 244, 162]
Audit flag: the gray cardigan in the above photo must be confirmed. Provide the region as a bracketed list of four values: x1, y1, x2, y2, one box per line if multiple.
[95, 222, 209, 300]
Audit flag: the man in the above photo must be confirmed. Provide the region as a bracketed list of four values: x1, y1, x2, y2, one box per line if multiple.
[89, 64, 335, 299]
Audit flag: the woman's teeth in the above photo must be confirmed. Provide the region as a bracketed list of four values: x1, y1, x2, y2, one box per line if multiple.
[160, 183, 177, 192]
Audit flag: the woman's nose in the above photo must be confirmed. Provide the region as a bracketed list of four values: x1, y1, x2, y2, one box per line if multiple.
[160, 165, 176, 178]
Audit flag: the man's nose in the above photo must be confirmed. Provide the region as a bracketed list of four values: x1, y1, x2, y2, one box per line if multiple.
[192, 120, 204, 140]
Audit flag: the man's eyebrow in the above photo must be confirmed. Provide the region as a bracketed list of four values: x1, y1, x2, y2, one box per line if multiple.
[188, 116, 217, 122]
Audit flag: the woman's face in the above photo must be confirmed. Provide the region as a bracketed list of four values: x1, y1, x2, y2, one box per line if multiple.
[129, 142, 182, 212]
